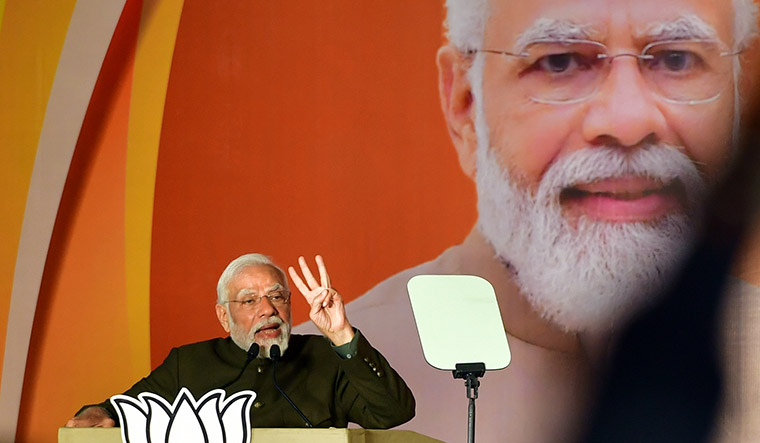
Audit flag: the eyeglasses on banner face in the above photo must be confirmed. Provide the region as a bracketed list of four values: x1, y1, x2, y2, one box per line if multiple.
[471, 38, 741, 105]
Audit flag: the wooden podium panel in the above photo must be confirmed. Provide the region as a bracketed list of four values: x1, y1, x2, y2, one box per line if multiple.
[58, 427, 445, 443]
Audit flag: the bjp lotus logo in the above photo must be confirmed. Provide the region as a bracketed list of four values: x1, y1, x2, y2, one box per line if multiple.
[111, 387, 256, 443]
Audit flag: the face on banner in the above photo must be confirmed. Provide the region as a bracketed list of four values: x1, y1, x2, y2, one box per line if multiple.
[439, 0, 744, 331]
[479, 0, 735, 192]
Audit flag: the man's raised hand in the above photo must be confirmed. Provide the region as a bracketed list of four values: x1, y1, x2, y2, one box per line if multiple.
[288, 255, 354, 346]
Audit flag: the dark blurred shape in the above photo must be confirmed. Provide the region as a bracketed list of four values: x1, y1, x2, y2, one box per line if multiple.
[582, 100, 760, 443]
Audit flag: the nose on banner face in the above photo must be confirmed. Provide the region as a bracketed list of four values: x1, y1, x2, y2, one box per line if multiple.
[582, 59, 668, 147]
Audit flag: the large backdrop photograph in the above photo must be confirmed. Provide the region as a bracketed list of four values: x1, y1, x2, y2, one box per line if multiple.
[2, 1, 760, 442]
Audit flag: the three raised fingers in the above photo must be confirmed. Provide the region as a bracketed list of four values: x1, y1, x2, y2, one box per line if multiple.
[289, 255, 332, 303]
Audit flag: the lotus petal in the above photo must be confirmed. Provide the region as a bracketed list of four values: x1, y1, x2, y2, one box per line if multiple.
[111, 395, 148, 443]
[144, 394, 172, 443]
[196, 391, 223, 443]
[220, 391, 255, 443]
[167, 390, 207, 443]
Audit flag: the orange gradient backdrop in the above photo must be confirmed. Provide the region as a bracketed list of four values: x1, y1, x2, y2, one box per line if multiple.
[2, 2, 759, 442]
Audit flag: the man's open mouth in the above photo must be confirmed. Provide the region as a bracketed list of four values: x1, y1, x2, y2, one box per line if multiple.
[255, 322, 281, 336]
[559, 177, 687, 222]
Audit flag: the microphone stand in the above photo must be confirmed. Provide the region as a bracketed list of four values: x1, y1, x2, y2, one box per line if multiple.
[453, 362, 486, 443]
[270, 345, 314, 427]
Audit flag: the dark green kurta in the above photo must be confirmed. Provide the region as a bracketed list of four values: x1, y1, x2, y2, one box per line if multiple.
[88, 333, 415, 429]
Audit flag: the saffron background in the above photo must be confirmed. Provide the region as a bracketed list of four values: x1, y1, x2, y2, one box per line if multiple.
[0, 1, 758, 442]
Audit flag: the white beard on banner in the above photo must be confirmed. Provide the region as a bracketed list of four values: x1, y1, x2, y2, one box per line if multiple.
[475, 137, 706, 333]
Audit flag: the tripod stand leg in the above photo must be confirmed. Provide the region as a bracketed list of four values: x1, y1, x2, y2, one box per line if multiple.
[468, 396, 476, 443]
[465, 373, 480, 443]
[454, 363, 485, 443]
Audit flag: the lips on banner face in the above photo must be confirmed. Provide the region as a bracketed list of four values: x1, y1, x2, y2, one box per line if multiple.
[111, 387, 256, 443]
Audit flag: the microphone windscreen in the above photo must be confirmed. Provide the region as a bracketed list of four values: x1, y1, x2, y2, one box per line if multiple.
[247, 343, 260, 359]
[270, 344, 281, 360]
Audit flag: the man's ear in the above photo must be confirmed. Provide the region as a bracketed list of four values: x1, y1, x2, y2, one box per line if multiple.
[438, 45, 479, 179]
[215, 303, 231, 333]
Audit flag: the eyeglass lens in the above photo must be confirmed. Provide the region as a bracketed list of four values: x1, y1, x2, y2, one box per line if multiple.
[515, 40, 731, 104]
[233, 290, 290, 308]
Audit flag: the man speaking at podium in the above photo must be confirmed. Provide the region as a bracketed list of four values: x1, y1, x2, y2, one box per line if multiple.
[65, 254, 415, 429]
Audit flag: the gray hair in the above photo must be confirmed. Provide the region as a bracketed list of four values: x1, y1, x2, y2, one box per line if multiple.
[216, 253, 288, 304]
[444, 0, 759, 52]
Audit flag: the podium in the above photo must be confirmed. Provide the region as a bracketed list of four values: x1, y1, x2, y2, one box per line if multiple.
[58, 427, 445, 443]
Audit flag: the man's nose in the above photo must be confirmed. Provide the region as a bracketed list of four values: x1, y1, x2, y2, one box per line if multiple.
[581, 57, 669, 147]
[257, 297, 278, 317]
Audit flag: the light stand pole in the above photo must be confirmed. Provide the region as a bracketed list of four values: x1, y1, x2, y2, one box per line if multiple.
[453, 362, 486, 443]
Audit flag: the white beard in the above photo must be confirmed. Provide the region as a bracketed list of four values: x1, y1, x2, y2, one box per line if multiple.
[229, 315, 291, 358]
[475, 143, 707, 333]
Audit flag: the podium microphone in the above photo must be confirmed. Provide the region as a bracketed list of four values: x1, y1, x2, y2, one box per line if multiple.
[270, 344, 314, 427]
[220, 343, 260, 390]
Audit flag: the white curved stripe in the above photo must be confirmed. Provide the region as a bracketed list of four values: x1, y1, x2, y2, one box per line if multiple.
[0, 0, 126, 440]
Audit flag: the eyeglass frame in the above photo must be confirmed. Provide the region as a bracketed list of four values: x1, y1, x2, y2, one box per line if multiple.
[226, 289, 292, 308]
[467, 38, 743, 106]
